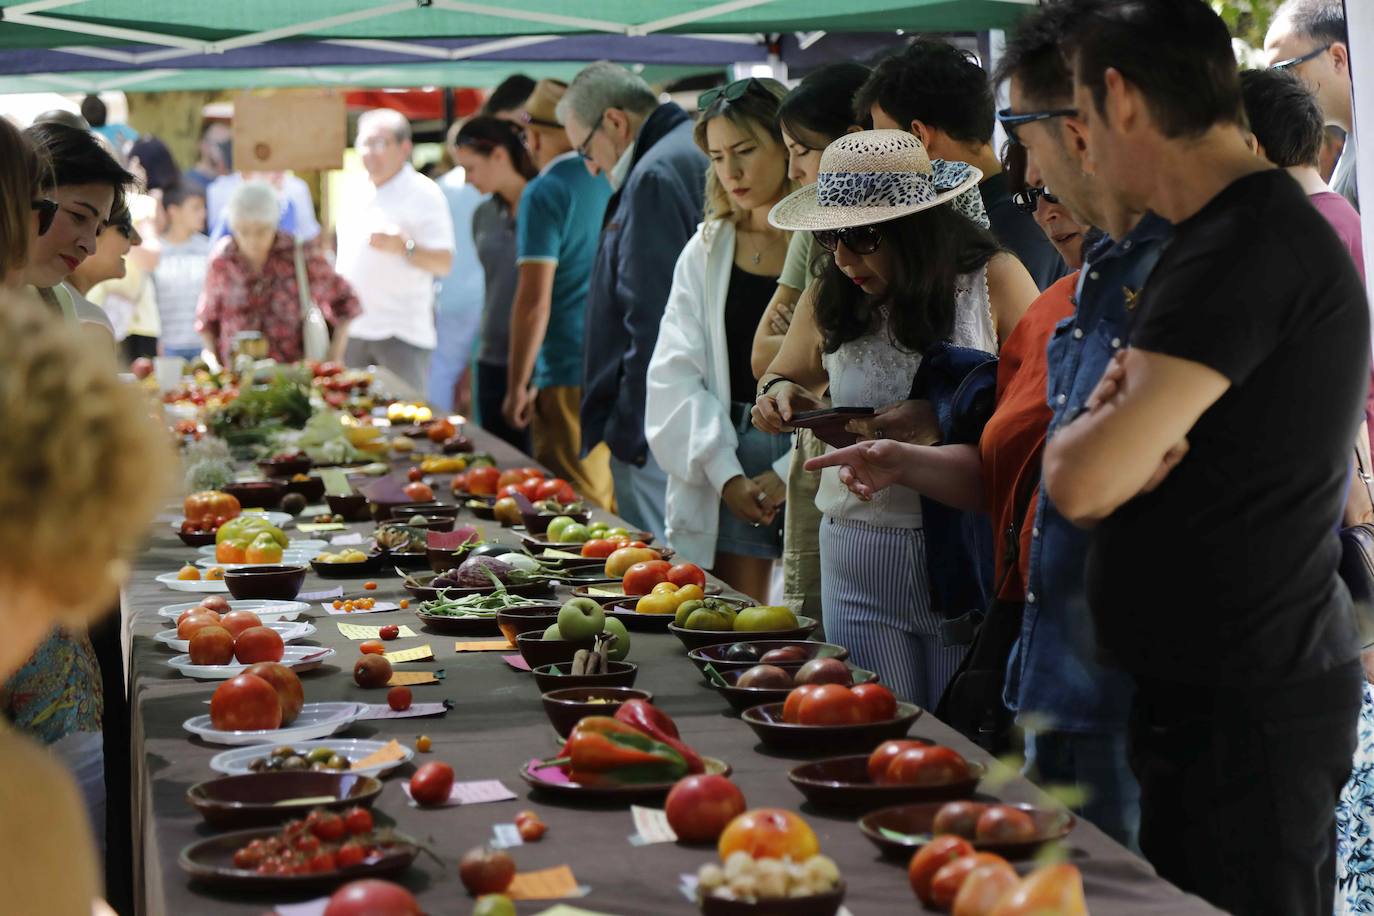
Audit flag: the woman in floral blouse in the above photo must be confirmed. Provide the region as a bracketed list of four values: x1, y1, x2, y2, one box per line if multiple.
[196, 181, 359, 364]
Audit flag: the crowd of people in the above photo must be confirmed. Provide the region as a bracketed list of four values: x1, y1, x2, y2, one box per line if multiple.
[0, 0, 1369, 912]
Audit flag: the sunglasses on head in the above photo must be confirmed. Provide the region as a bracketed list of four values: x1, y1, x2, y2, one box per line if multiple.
[698, 77, 769, 112]
[996, 106, 1079, 146]
[1012, 186, 1061, 213]
[31, 198, 57, 236]
[812, 224, 883, 255]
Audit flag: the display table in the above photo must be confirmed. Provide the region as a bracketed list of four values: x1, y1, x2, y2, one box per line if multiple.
[125, 429, 1222, 915]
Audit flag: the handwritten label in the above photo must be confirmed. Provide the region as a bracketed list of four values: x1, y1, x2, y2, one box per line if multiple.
[384, 644, 434, 664]
[454, 640, 514, 652]
[349, 739, 405, 771]
[337, 622, 417, 640]
[628, 806, 678, 845]
[330, 532, 365, 546]
[356, 702, 449, 720]
[386, 669, 442, 686]
[507, 865, 581, 900]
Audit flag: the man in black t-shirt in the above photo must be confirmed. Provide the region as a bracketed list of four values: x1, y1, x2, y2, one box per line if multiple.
[1042, 1, 1369, 913]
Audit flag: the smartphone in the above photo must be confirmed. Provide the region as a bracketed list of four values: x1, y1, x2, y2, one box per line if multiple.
[788, 407, 876, 449]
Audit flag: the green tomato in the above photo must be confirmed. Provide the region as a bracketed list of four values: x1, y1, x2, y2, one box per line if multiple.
[545, 515, 577, 542]
[557, 523, 592, 544]
[605, 527, 630, 539]
[474, 895, 517, 916]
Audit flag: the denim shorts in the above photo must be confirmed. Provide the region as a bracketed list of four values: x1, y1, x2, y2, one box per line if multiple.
[715, 402, 788, 559]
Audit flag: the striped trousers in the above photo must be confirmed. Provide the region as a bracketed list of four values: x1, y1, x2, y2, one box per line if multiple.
[818, 515, 967, 708]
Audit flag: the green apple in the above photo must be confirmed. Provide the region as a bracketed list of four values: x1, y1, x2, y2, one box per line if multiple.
[557, 597, 605, 640]
[602, 617, 631, 661]
[674, 598, 704, 629]
[545, 515, 577, 542]
[542, 622, 563, 640]
[557, 523, 591, 544]
[474, 895, 517, 916]
[685, 607, 734, 631]
[734, 605, 799, 632]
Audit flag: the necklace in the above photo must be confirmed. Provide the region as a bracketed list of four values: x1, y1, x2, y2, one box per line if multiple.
[739, 225, 783, 265]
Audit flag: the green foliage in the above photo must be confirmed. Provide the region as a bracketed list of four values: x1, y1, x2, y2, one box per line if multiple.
[1212, 0, 1283, 49]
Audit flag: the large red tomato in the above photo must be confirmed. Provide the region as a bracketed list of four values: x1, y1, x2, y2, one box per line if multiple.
[234, 626, 285, 664]
[868, 739, 925, 781]
[496, 469, 529, 490]
[909, 835, 974, 905]
[536, 477, 576, 504]
[210, 673, 282, 731]
[402, 481, 434, 502]
[219, 609, 263, 638]
[409, 760, 455, 807]
[796, 684, 866, 726]
[188, 626, 234, 665]
[666, 563, 707, 589]
[782, 684, 824, 724]
[466, 466, 501, 496]
[244, 661, 304, 726]
[850, 682, 897, 722]
[184, 490, 241, 526]
[177, 611, 222, 641]
[622, 560, 673, 596]
[883, 745, 970, 787]
[459, 846, 515, 896]
[322, 879, 421, 916]
[580, 538, 620, 559]
[717, 808, 820, 861]
[664, 774, 747, 843]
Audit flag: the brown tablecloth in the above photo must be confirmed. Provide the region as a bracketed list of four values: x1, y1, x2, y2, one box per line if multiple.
[127, 431, 1224, 916]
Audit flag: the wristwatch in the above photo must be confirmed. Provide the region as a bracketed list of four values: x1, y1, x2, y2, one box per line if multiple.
[403, 238, 417, 260]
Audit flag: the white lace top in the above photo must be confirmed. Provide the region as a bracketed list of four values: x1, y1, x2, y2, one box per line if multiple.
[816, 267, 998, 527]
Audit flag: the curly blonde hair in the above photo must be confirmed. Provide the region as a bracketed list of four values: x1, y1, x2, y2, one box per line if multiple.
[0, 290, 175, 624]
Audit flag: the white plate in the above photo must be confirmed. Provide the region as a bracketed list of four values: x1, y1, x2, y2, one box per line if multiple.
[153, 620, 316, 652]
[209, 738, 416, 777]
[320, 601, 400, 615]
[167, 645, 335, 679]
[194, 553, 314, 570]
[184, 701, 364, 745]
[169, 510, 293, 531]
[156, 599, 309, 621]
[197, 540, 326, 557]
[156, 572, 228, 592]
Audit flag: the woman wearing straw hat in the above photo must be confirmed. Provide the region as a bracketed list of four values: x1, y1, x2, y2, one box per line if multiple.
[753, 129, 1038, 706]
[644, 77, 796, 603]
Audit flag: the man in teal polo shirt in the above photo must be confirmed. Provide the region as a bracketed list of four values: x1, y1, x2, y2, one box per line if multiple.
[504, 79, 615, 508]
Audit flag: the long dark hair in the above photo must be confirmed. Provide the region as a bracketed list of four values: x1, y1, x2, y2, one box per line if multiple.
[778, 62, 872, 145]
[454, 116, 538, 181]
[814, 205, 1000, 355]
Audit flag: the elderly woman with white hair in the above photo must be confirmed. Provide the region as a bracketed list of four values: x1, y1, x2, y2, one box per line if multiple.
[196, 181, 359, 364]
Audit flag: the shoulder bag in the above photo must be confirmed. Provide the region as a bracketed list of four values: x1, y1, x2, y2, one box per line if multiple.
[1340, 446, 1374, 641]
[293, 239, 330, 363]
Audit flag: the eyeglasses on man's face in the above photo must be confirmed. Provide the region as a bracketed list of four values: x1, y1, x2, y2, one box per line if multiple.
[576, 111, 605, 162]
[996, 106, 1079, 146]
[1271, 43, 1331, 72]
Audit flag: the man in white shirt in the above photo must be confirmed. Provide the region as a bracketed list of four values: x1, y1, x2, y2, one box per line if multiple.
[336, 108, 455, 396]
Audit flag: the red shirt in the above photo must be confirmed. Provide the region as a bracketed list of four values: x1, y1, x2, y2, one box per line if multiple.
[979, 273, 1078, 601]
[196, 232, 361, 364]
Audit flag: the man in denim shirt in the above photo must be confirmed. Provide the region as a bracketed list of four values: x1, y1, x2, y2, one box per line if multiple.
[994, 6, 1171, 850]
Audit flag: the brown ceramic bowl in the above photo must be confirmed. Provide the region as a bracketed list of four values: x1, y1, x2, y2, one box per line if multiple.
[222, 480, 287, 510]
[387, 501, 458, 520]
[495, 604, 564, 645]
[858, 801, 1075, 861]
[686, 640, 849, 677]
[786, 753, 986, 814]
[698, 883, 846, 916]
[177, 529, 218, 547]
[178, 826, 417, 892]
[325, 493, 371, 522]
[385, 514, 455, 535]
[310, 553, 389, 579]
[186, 771, 382, 829]
[257, 455, 312, 479]
[283, 476, 326, 503]
[521, 510, 591, 536]
[707, 666, 880, 713]
[515, 630, 595, 670]
[465, 498, 497, 521]
[739, 702, 923, 756]
[540, 686, 654, 738]
[669, 616, 819, 652]
[223, 564, 307, 600]
[531, 660, 638, 692]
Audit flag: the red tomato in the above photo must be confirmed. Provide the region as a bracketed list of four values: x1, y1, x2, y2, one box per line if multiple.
[387, 686, 413, 711]
[343, 806, 373, 836]
[516, 478, 543, 501]
[868, 739, 926, 781]
[580, 538, 620, 559]
[908, 835, 975, 905]
[536, 478, 576, 503]
[931, 852, 1008, 910]
[407, 467, 424, 482]
[188, 626, 234, 665]
[402, 481, 434, 502]
[242, 662, 304, 726]
[883, 745, 971, 787]
[184, 490, 241, 526]
[409, 760, 455, 807]
[466, 466, 501, 496]
[496, 469, 529, 490]
[515, 467, 545, 481]
[233, 626, 285, 664]
[851, 682, 898, 722]
[666, 563, 707, 589]
[219, 609, 263, 638]
[335, 842, 367, 869]
[209, 673, 282, 731]
[665, 774, 747, 843]
[782, 684, 823, 724]
[516, 815, 548, 842]
[450, 470, 469, 493]
[427, 418, 456, 443]
[308, 810, 346, 842]
[717, 808, 820, 860]
[459, 846, 516, 896]
[796, 683, 866, 726]
[308, 851, 339, 873]
[322, 879, 421, 916]
[622, 560, 673, 596]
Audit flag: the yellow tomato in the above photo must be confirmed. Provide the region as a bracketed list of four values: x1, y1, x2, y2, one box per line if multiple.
[635, 592, 679, 615]
[651, 581, 680, 596]
[675, 584, 705, 604]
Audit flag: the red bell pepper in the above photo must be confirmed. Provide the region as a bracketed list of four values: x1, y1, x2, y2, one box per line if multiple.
[614, 700, 706, 774]
[550, 716, 688, 785]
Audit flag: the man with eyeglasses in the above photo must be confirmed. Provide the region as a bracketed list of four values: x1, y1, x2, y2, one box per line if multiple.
[335, 108, 455, 397]
[555, 62, 706, 540]
[504, 79, 616, 509]
[1266, 0, 1357, 210]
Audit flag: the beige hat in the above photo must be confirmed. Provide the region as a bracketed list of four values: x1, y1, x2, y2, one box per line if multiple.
[769, 129, 985, 232]
[522, 78, 568, 130]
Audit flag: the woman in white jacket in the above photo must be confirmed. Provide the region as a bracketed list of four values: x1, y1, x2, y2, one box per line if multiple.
[645, 78, 795, 602]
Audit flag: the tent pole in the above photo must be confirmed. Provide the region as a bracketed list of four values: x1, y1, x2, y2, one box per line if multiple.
[1348, 0, 1373, 316]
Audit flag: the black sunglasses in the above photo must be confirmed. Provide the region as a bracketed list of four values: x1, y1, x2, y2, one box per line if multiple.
[996, 106, 1079, 146]
[1271, 43, 1330, 71]
[812, 225, 883, 256]
[1012, 186, 1061, 213]
[698, 77, 768, 112]
[31, 198, 57, 236]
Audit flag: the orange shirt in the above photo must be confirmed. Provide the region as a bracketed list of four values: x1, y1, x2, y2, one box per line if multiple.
[979, 273, 1078, 601]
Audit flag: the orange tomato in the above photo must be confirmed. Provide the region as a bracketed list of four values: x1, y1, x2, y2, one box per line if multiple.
[717, 808, 820, 861]
[216, 540, 248, 564]
[360, 640, 385, 655]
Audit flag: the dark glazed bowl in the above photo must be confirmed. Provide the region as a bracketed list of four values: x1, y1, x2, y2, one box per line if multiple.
[521, 510, 590, 536]
[224, 564, 308, 600]
[325, 493, 371, 522]
[257, 455, 312, 479]
[698, 883, 846, 916]
[515, 630, 595, 669]
[391, 501, 460, 519]
[738, 702, 923, 756]
[177, 529, 218, 547]
[223, 480, 287, 510]
[668, 616, 819, 652]
[786, 753, 985, 813]
[857, 801, 1074, 860]
[707, 666, 879, 712]
[686, 640, 849, 677]
[495, 604, 564, 645]
[531, 660, 638, 692]
[540, 686, 654, 738]
[283, 476, 326, 503]
[186, 771, 382, 828]
[178, 827, 416, 892]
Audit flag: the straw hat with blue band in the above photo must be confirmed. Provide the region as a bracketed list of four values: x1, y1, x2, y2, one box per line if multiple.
[768, 129, 987, 232]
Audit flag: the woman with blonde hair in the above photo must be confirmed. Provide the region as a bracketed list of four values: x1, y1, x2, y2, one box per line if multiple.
[0, 116, 45, 283]
[645, 78, 795, 602]
[0, 288, 172, 913]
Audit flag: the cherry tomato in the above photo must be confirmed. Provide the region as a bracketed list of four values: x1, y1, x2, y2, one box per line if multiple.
[407, 468, 424, 482]
[399, 599, 410, 609]
[308, 811, 346, 842]
[363, 581, 378, 591]
[294, 834, 321, 855]
[308, 851, 338, 873]
[360, 640, 385, 655]
[387, 686, 413, 711]
[379, 624, 400, 640]
[416, 735, 432, 752]
[517, 815, 548, 842]
[335, 841, 367, 869]
[343, 806, 374, 836]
